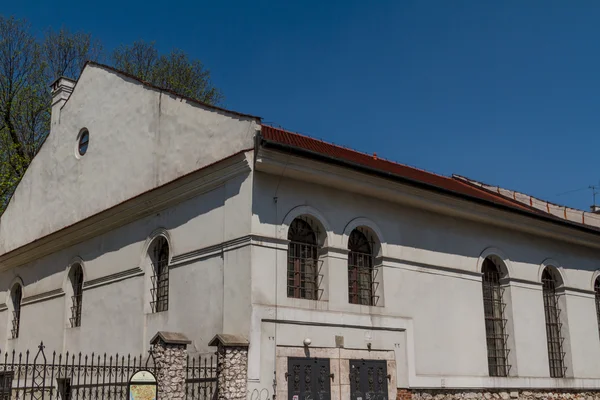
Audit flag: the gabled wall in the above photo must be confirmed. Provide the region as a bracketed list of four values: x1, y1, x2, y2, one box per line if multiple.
[0, 64, 259, 255]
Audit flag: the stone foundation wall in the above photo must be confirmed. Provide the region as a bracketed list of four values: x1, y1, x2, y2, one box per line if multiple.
[398, 390, 600, 400]
[217, 346, 249, 400]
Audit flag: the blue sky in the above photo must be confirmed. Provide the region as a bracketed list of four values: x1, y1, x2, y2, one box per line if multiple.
[5, 1, 600, 210]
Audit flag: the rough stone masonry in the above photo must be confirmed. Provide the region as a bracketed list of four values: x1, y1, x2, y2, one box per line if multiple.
[209, 333, 250, 400]
[151, 332, 191, 400]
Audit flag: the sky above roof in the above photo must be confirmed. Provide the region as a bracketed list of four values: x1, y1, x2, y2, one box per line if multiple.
[6, 0, 600, 210]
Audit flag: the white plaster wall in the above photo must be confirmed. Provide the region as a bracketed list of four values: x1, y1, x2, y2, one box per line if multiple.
[0, 64, 259, 254]
[563, 291, 600, 378]
[0, 168, 254, 356]
[249, 172, 600, 390]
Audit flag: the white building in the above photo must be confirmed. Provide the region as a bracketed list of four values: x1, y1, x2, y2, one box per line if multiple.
[1, 62, 600, 400]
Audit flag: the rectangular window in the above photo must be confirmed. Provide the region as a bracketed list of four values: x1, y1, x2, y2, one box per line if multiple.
[150, 238, 169, 313]
[11, 285, 22, 339]
[542, 273, 566, 378]
[482, 270, 510, 376]
[595, 280, 600, 339]
[287, 242, 319, 300]
[348, 251, 376, 305]
[70, 265, 84, 328]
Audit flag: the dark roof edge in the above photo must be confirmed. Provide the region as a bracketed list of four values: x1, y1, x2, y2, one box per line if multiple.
[83, 61, 262, 121]
[49, 76, 77, 88]
[258, 135, 600, 237]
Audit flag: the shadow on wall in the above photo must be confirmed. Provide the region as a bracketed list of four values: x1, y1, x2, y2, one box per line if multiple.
[0, 171, 247, 288]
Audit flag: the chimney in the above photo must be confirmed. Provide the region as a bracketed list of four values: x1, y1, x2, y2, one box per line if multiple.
[50, 77, 76, 126]
[590, 205, 600, 214]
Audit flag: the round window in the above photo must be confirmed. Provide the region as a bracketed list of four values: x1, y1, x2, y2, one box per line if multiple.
[78, 129, 89, 156]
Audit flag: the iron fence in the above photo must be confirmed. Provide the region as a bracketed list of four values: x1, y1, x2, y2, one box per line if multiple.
[0, 344, 217, 400]
[185, 354, 217, 400]
[0, 343, 156, 400]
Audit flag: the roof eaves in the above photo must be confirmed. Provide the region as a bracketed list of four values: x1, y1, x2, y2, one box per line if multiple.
[258, 131, 600, 237]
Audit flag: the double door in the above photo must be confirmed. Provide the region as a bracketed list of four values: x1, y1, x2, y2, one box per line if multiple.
[349, 359, 388, 400]
[287, 358, 388, 400]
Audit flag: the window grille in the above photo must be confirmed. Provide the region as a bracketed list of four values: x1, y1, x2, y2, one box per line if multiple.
[287, 218, 321, 300]
[481, 258, 510, 377]
[150, 237, 169, 312]
[595, 278, 600, 340]
[348, 229, 378, 306]
[70, 265, 84, 328]
[11, 285, 22, 339]
[542, 268, 566, 378]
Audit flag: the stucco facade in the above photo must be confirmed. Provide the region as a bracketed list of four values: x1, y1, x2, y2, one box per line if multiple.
[1, 64, 600, 399]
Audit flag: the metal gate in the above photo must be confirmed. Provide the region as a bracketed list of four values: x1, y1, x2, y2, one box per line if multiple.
[287, 357, 330, 400]
[349, 359, 388, 400]
[0, 342, 216, 400]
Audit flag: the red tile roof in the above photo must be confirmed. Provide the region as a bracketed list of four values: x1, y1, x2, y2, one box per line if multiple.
[259, 125, 546, 215]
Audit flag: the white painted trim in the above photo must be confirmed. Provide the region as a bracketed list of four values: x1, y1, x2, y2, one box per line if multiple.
[477, 246, 514, 277]
[6, 276, 23, 295]
[591, 270, 600, 291]
[62, 256, 86, 290]
[280, 205, 334, 247]
[140, 228, 173, 268]
[538, 258, 567, 286]
[342, 217, 388, 257]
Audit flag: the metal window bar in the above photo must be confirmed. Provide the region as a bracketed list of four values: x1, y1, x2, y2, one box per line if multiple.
[150, 238, 169, 313]
[287, 242, 321, 300]
[11, 285, 22, 339]
[0, 342, 157, 400]
[70, 266, 84, 328]
[185, 353, 217, 400]
[481, 261, 511, 377]
[348, 251, 378, 306]
[542, 271, 567, 378]
[595, 279, 600, 341]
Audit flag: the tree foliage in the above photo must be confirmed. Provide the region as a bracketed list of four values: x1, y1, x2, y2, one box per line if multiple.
[0, 16, 222, 214]
[112, 41, 223, 104]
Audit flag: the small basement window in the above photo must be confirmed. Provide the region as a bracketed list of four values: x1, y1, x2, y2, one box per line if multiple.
[78, 129, 89, 156]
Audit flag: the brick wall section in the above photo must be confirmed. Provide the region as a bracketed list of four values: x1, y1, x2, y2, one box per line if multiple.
[398, 389, 600, 400]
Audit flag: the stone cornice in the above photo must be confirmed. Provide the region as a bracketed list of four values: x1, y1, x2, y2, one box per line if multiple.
[0, 152, 251, 271]
[84, 267, 144, 290]
[22, 289, 64, 306]
[255, 148, 600, 250]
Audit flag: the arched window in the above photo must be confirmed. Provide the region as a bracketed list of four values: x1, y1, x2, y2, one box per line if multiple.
[287, 218, 320, 300]
[69, 264, 84, 327]
[348, 229, 375, 305]
[10, 284, 22, 339]
[542, 267, 566, 378]
[595, 277, 600, 340]
[481, 257, 510, 376]
[150, 237, 169, 312]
